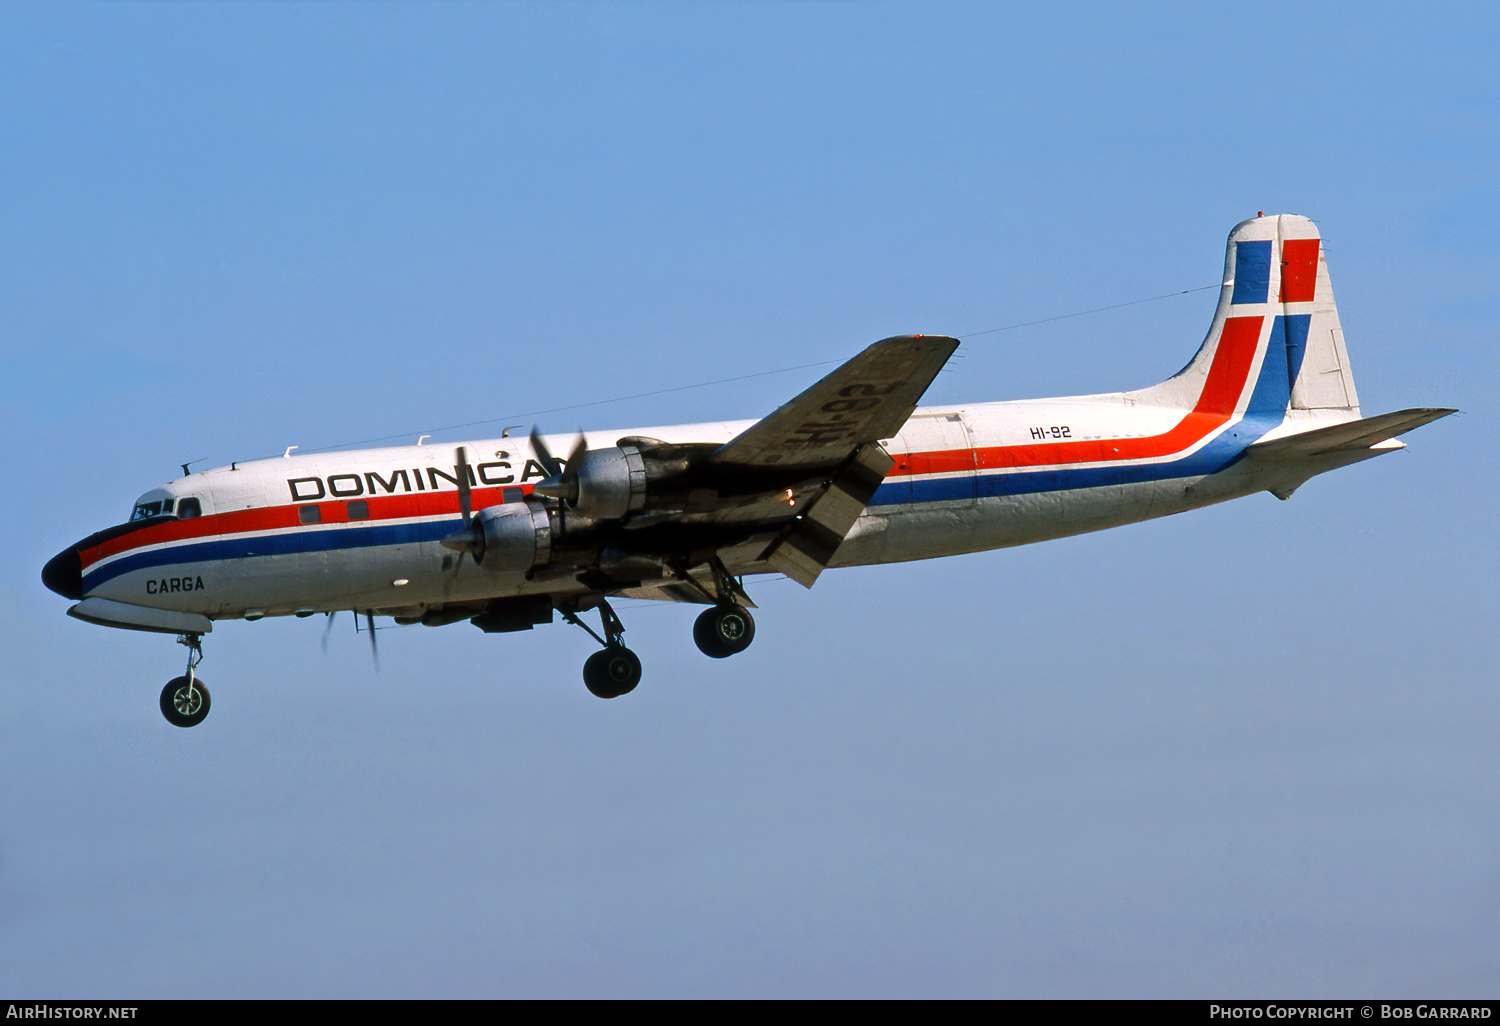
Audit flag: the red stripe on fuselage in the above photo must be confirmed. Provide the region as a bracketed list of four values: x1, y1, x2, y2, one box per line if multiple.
[890, 315, 1266, 477]
[79, 484, 530, 572]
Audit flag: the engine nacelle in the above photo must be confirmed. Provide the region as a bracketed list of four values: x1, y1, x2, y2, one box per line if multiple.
[546, 439, 723, 521]
[568, 445, 649, 520]
[473, 502, 552, 573]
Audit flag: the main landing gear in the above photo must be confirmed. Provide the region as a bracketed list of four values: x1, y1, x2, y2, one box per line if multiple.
[563, 558, 758, 700]
[692, 603, 755, 659]
[562, 600, 642, 699]
[160, 633, 211, 727]
[686, 556, 755, 660]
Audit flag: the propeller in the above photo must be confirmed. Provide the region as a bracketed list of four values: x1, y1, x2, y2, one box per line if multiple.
[530, 427, 587, 505]
[440, 446, 483, 563]
[321, 610, 337, 653]
[455, 445, 473, 528]
[334, 608, 381, 672]
[366, 610, 380, 672]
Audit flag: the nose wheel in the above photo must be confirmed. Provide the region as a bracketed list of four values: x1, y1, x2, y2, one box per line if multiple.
[160, 675, 211, 727]
[160, 633, 210, 727]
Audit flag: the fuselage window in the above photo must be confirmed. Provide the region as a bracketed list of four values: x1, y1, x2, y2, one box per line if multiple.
[177, 497, 202, 519]
[346, 500, 370, 520]
[299, 505, 322, 525]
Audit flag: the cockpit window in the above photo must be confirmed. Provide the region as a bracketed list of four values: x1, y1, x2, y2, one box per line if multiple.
[131, 500, 169, 521]
[129, 495, 204, 521]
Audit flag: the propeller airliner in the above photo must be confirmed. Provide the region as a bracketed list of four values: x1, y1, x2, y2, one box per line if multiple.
[43, 214, 1454, 726]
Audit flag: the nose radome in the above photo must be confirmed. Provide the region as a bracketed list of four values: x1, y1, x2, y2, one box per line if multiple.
[42, 547, 83, 600]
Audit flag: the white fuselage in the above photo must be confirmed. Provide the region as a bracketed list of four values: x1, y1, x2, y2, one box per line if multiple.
[74, 392, 1347, 623]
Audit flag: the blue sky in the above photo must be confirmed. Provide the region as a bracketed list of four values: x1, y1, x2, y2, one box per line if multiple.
[1, 1, 1495, 997]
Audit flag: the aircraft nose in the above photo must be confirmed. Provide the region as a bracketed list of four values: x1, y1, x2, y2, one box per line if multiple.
[42, 545, 83, 600]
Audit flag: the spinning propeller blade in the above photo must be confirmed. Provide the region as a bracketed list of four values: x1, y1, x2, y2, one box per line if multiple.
[530, 428, 587, 504]
[366, 611, 379, 672]
[456, 446, 473, 528]
[530, 427, 561, 479]
[440, 445, 482, 562]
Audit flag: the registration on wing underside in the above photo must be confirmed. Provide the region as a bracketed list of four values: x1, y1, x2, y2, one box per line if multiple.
[711, 335, 959, 468]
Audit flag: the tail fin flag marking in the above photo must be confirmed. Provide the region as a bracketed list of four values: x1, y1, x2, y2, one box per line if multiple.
[1230, 239, 1274, 305]
[1135, 213, 1357, 415]
[1279, 237, 1320, 303]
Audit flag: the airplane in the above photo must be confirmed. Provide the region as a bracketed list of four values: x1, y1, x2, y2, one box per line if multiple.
[42, 213, 1454, 726]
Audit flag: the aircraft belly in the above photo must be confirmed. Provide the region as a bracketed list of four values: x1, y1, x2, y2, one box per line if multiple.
[833, 480, 1167, 567]
[216, 539, 457, 614]
[224, 549, 328, 611]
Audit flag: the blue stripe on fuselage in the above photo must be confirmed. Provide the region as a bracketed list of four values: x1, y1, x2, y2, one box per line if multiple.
[870, 334, 1291, 509]
[80, 519, 458, 594]
[868, 411, 1283, 506]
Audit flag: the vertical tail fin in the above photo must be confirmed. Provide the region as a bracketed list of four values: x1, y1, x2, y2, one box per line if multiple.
[1136, 214, 1359, 414]
[1279, 214, 1358, 410]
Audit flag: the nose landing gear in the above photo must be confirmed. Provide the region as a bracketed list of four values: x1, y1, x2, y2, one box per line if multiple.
[159, 633, 210, 727]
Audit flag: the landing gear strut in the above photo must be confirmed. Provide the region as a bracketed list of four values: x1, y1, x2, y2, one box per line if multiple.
[562, 599, 642, 699]
[562, 557, 757, 699]
[160, 633, 211, 727]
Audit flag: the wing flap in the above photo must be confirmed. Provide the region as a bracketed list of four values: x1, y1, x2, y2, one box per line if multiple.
[759, 443, 894, 588]
[713, 335, 959, 468]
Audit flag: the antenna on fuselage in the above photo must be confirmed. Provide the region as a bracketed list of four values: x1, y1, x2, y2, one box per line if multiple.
[179, 457, 208, 477]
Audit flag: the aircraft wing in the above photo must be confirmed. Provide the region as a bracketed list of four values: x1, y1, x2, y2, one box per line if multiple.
[712, 335, 959, 468]
[699, 334, 956, 586]
[1247, 408, 1456, 461]
[526, 335, 958, 598]
[614, 577, 756, 607]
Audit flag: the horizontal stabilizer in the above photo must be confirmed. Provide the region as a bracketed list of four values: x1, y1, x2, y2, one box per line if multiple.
[714, 335, 958, 467]
[1247, 408, 1457, 462]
